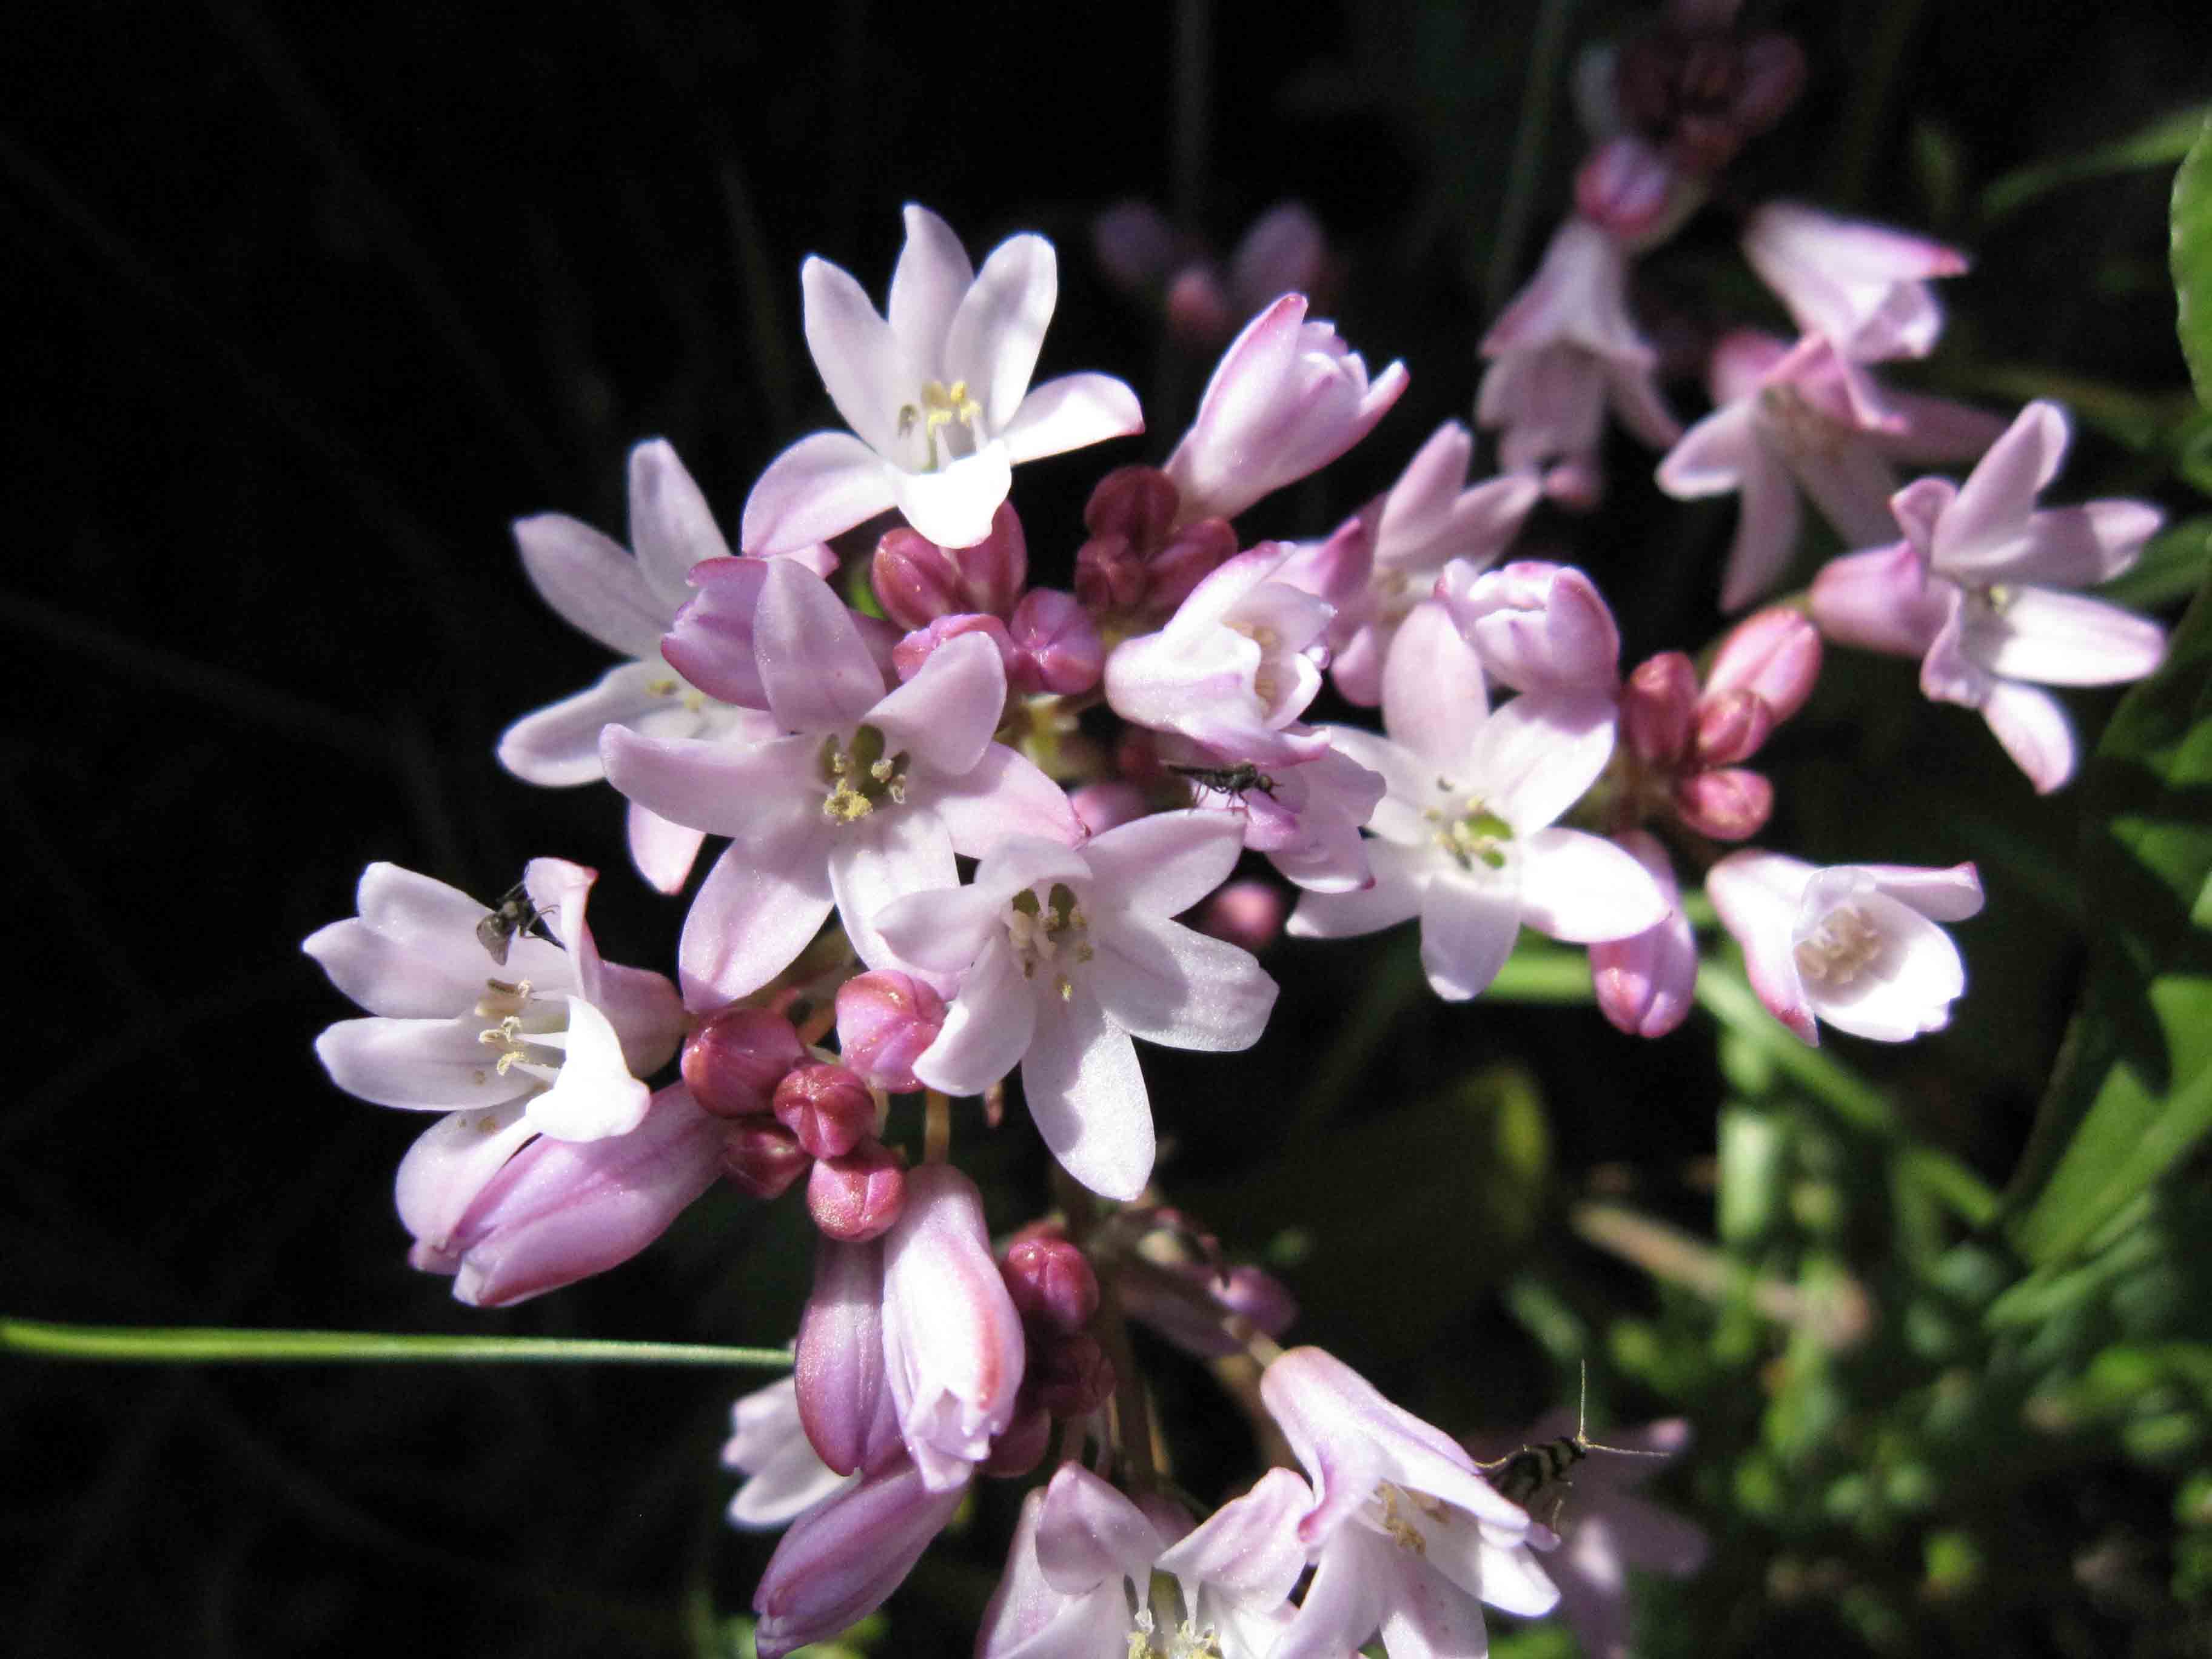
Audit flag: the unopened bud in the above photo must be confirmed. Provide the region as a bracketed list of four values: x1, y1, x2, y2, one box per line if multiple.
[1704, 606, 1822, 724]
[1165, 265, 1235, 347]
[1439, 558, 1622, 694]
[1675, 766, 1774, 840]
[871, 530, 966, 632]
[774, 1063, 878, 1161]
[722, 1119, 811, 1200]
[1542, 458, 1603, 511]
[1031, 1332, 1116, 1419]
[684, 1006, 808, 1118]
[981, 1404, 1054, 1478]
[1002, 1234, 1101, 1335]
[1624, 652, 1699, 766]
[834, 971, 947, 1094]
[890, 612, 1016, 683]
[955, 501, 1029, 612]
[1591, 830, 1697, 1039]
[1006, 588, 1104, 695]
[1144, 517, 1238, 614]
[1198, 879, 1286, 953]
[808, 1139, 908, 1242]
[1692, 688, 1776, 768]
[1069, 782, 1148, 838]
[1084, 465, 1181, 546]
[1575, 134, 1678, 242]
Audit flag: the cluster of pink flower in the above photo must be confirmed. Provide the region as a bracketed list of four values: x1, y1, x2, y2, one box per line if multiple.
[300, 67, 2169, 1644]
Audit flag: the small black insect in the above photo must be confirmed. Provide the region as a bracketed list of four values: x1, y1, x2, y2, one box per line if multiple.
[1476, 1364, 1672, 1532]
[1167, 762, 1278, 800]
[476, 882, 547, 967]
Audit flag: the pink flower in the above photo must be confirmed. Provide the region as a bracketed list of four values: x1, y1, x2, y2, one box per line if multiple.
[750, 1453, 968, 1659]
[1093, 198, 1334, 349]
[1810, 401, 2167, 791]
[307, 859, 685, 1142]
[1260, 1347, 1558, 1659]
[876, 814, 1277, 1200]
[1708, 852, 1984, 1044]
[497, 439, 828, 892]
[1328, 420, 1541, 706]
[417, 1082, 724, 1307]
[880, 1164, 1027, 1490]
[1162, 294, 1408, 524]
[1743, 201, 1967, 364]
[602, 560, 1078, 1006]
[1657, 330, 2006, 609]
[1436, 558, 1623, 695]
[1289, 603, 1666, 1002]
[1590, 831, 1698, 1038]
[1478, 218, 1681, 498]
[723, 1376, 851, 1530]
[742, 204, 1142, 554]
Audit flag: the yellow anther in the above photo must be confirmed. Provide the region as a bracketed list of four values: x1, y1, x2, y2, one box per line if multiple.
[1795, 904, 1885, 986]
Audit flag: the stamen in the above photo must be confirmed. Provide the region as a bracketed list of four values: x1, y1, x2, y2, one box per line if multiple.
[1794, 903, 1886, 986]
[817, 725, 911, 825]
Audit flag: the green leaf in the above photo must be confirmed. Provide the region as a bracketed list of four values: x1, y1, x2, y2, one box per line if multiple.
[2175, 111, 2212, 409]
[2002, 572, 2212, 1264]
[1979, 102, 2210, 224]
[0, 1316, 793, 1367]
[2103, 515, 2212, 612]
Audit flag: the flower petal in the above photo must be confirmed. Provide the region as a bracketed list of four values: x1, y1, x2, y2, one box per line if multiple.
[1036, 1464, 1165, 1594]
[1655, 401, 1755, 496]
[828, 808, 959, 976]
[1087, 912, 1278, 1052]
[999, 372, 1145, 465]
[315, 1016, 535, 1110]
[1518, 827, 1668, 942]
[678, 834, 835, 1008]
[1080, 809, 1244, 917]
[890, 444, 1014, 551]
[1286, 842, 1426, 940]
[628, 438, 732, 605]
[601, 724, 821, 841]
[498, 660, 672, 787]
[870, 631, 1007, 777]
[1464, 692, 1617, 832]
[915, 936, 1036, 1095]
[627, 803, 706, 896]
[932, 745, 1084, 856]
[886, 204, 974, 368]
[1938, 400, 2068, 566]
[394, 1101, 537, 1259]
[1980, 679, 2078, 793]
[1419, 868, 1523, 1000]
[1021, 987, 1153, 1201]
[526, 994, 651, 1140]
[802, 254, 908, 455]
[1963, 588, 2167, 686]
[1707, 850, 1818, 1043]
[740, 430, 900, 557]
[1720, 447, 1805, 612]
[1381, 598, 1489, 774]
[514, 512, 668, 659]
[756, 558, 891, 732]
[944, 233, 1057, 436]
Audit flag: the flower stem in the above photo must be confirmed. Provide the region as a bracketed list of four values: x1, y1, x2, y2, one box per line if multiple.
[0, 1316, 793, 1369]
[923, 1090, 952, 1163]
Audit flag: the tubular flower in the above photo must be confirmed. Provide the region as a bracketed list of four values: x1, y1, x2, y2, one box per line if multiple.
[742, 204, 1143, 554]
[497, 438, 829, 891]
[1289, 603, 1666, 1002]
[1742, 201, 1967, 365]
[876, 814, 1278, 1201]
[602, 559, 1077, 1006]
[1708, 852, 1984, 1044]
[1809, 401, 2167, 791]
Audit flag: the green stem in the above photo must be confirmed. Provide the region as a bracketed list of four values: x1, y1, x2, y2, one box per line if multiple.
[1484, 0, 1578, 318]
[1485, 945, 1598, 1002]
[1, 1317, 793, 1369]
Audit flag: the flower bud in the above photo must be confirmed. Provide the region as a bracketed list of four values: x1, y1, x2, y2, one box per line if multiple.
[1084, 464, 1181, 547]
[890, 612, 1016, 683]
[1575, 134, 1678, 243]
[1438, 558, 1621, 694]
[682, 1005, 806, 1118]
[1623, 652, 1699, 766]
[1674, 766, 1774, 841]
[1068, 782, 1148, 838]
[1197, 879, 1287, 953]
[1704, 606, 1822, 724]
[1165, 264, 1235, 347]
[1074, 534, 1148, 614]
[1031, 1332, 1116, 1419]
[752, 1456, 967, 1659]
[1692, 688, 1776, 768]
[981, 1404, 1053, 1478]
[834, 970, 948, 1093]
[956, 501, 1029, 614]
[659, 557, 774, 709]
[1006, 588, 1105, 695]
[1591, 830, 1697, 1039]
[1002, 1233, 1101, 1334]
[775, 1062, 879, 1161]
[722, 1119, 812, 1199]
[1542, 457, 1603, 511]
[443, 1085, 723, 1307]
[795, 1236, 900, 1477]
[872, 529, 966, 631]
[1144, 518, 1239, 615]
[808, 1138, 908, 1241]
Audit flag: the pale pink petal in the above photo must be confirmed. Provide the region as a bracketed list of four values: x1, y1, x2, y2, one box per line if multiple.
[1877, 391, 2009, 464]
[914, 937, 1036, 1096]
[304, 914, 483, 1021]
[1081, 809, 1244, 918]
[394, 1101, 537, 1259]
[600, 725, 821, 841]
[931, 745, 1084, 856]
[1962, 498, 2165, 586]
[627, 439, 732, 605]
[1803, 890, 1966, 1041]
[1604, 357, 1684, 449]
[1889, 476, 1957, 558]
[498, 661, 671, 787]
[1788, 437, 1903, 552]
[801, 254, 908, 454]
[1707, 850, 1818, 1044]
[1859, 861, 1985, 922]
[1036, 1464, 1165, 1592]
[740, 430, 900, 557]
[314, 1016, 536, 1110]
[1591, 830, 1698, 1038]
[886, 203, 974, 366]
[1375, 1553, 1491, 1659]
[1322, 725, 1436, 846]
[875, 882, 1014, 979]
[678, 833, 835, 1008]
[828, 808, 959, 974]
[1378, 421, 1479, 548]
[1155, 1467, 1314, 1607]
[726, 1380, 850, 1529]
[1419, 869, 1523, 1000]
[998, 372, 1145, 464]
[1518, 827, 1668, 942]
[659, 557, 772, 708]
[526, 994, 651, 1140]
[1810, 542, 1949, 659]
[1286, 842, 1426, 940]
[891, 443, 1014, 551]
[1424, 1517, 1560, 1617]
[1937, 400, 2068, 566]
[1086, 912, 1278, 1051]
[869, 631, 1007, 777]
[1020, 987, 1154, 1201]
[941, 233, 1056, 435]
[1980, 680, 2078, 793]
[755, 557, 889, 732]
[1465, 692, 1617, 832]
[1963, 588, 2167, 686]
[1719, 446, 1805, 612]
[1381, 599, 1488, 774]
[1655, 402, 1755, 495]
[1274, 1529, 1389, 1659]
[514, 512, 668, 659]
[626, 803, 706, 896]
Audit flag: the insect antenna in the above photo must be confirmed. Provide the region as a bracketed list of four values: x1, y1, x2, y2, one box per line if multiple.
[1573, 1361, 1672, 1458]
